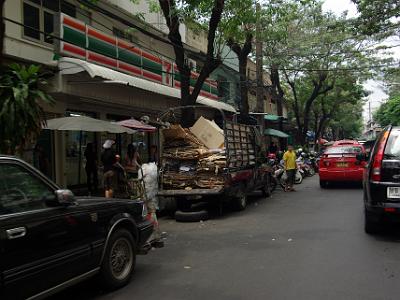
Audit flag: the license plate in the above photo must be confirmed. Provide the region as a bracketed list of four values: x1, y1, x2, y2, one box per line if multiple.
[336, 162, 348, 167]
[387, 187, 400, 199]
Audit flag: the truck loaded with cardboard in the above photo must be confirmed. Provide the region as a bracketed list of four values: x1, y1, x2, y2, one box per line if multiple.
[157, 106, 272, 222]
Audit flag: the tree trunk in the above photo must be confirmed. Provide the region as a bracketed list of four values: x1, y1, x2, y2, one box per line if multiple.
[238, 55, 249, 117]
[0, 0, 6, 66]
[158, 0, 224, 127]
[270, 65, 284, 131]
[227, 33, 252, 120]
[301, 73, 333, 141]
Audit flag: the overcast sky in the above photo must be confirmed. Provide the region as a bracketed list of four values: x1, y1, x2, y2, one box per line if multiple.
[322, 0, 400, 125]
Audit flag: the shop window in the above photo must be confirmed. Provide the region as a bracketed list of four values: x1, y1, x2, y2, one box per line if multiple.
[23, 0, 59, 45]
[23, 0, 84, 45]
[23, 2, 41, 40]
[61, 1, 76, 18]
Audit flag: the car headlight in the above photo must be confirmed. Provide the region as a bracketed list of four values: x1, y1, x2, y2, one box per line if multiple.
[142, 203, 148, 218]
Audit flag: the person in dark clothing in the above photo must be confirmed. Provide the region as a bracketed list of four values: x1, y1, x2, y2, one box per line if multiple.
[84, 142, 98, 194]
[104, 154, 130, 199]
[101, 140, 116, 198]
[101, 140, 116, 173]
[268, 142, 278, 155]
[149, 145, 158, 163]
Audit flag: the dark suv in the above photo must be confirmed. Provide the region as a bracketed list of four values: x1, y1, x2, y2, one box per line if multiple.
[363, 126, 400, 234]
[0, 156, 154, 299]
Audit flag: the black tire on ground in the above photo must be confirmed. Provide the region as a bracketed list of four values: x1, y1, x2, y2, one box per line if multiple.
[319, 180, 328, 188]
[100, 228, 136, 290]
[175, 210, 209, 222]
[232, 194, 247, 211]
[190, 202, 208, 212]
[261, 186, 271, 198]
[364, 210, 382, 234]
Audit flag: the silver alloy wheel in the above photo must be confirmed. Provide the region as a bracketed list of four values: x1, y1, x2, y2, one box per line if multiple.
[109, 237, 133, 281]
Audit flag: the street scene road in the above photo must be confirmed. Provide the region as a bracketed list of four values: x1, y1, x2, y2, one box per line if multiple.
[52, 177, 400, 300]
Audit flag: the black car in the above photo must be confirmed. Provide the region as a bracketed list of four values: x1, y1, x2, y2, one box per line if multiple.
[0, 156, 154, 299]
[363, 126, 400, 234]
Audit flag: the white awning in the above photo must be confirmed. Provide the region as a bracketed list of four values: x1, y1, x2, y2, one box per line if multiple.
[58, 57, 237, 113]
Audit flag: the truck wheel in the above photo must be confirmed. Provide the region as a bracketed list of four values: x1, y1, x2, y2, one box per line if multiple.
[175, 210, 209, 222]
[233, 194, 247, 211]
[100, 229, 136, 289]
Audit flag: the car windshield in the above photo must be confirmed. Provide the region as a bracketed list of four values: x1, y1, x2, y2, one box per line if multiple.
[325, 146, 362, 155]
[384, 129, 400, 158]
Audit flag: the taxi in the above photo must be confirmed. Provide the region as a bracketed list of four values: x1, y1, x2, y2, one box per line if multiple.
[319, 140, 366, 188]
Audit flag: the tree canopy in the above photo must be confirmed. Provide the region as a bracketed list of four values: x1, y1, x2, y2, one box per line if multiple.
[352, 0, 400, 35]
[374, 95, 400, 127]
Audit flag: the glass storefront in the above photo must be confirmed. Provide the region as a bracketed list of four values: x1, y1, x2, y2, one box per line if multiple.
[65, 111, 96, 188]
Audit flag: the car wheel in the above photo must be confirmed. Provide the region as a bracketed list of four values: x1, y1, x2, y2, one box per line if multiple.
[319, 180, 328, 188]
[364, 211, 381, 234]
[100, 229, 136, 289]
[175, 210, 209, 222]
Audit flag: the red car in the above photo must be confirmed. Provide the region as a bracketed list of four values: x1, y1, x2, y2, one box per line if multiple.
[319, 140, 367, 188]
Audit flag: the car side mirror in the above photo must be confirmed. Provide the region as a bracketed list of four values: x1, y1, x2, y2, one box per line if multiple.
[55, 189, 76, 205]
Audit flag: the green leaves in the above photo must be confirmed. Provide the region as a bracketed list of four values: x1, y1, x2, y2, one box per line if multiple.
[374, 95, 400, 127]
[352, 0, 400, 35]
[0, 63, 54, 154]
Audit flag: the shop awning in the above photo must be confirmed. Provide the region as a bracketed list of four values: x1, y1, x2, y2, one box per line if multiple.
[264, 128, 289, 138]
[44, 116, 136, 134]
[58, 57, 237, 113]
[115, 118, 157, 132]
[264, 114, 280, 121]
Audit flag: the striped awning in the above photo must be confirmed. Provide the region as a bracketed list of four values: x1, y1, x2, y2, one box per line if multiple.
[58, 57, 237, 113]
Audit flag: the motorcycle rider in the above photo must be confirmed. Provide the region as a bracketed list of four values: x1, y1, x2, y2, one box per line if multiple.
[283, 144, 297, 192]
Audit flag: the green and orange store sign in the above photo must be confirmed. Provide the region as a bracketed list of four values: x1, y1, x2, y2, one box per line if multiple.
[58, 14, 218, 100]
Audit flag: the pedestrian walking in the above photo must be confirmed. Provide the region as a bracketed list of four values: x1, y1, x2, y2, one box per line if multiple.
[283, 144, 297, 192]
[101, 139, 116, 198]
[84, 142, 98, 195]
[103, 154, 130, 199]
[124, 143, 141, 177]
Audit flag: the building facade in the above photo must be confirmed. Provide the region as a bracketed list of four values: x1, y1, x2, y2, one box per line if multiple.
[3, 0, 234, 189]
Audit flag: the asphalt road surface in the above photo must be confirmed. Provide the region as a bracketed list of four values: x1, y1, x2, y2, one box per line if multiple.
[52, 177, 400, 300]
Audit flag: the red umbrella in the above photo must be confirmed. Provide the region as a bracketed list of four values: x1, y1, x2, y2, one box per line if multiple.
[115, 118, 156, 132]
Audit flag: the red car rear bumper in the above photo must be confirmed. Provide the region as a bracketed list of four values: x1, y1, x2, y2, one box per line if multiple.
[319, 168, 364, 182]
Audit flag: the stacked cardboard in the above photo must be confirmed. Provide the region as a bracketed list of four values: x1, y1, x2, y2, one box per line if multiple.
[161, 120, 226, 190]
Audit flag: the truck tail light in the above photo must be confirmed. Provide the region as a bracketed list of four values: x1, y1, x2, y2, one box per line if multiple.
[371, 131, 389, 182]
